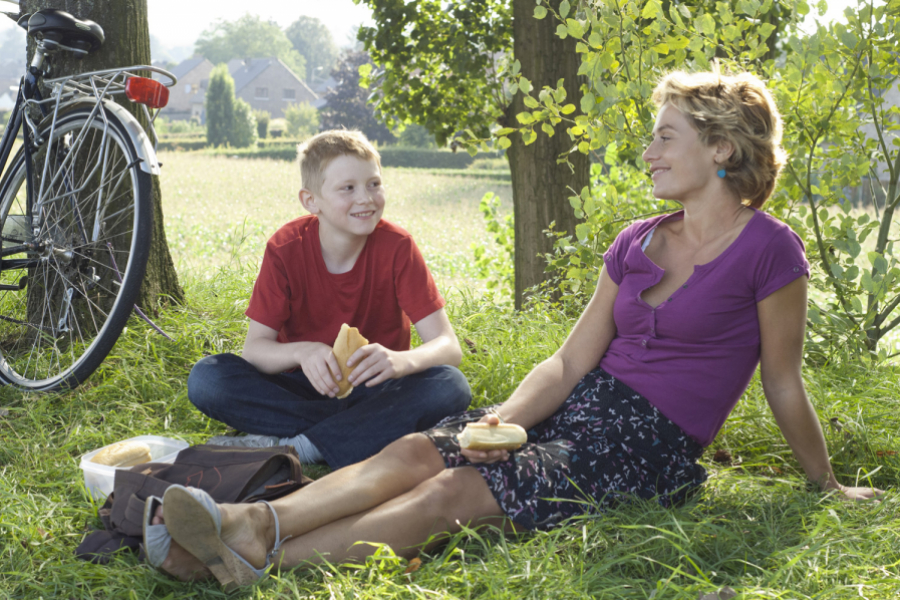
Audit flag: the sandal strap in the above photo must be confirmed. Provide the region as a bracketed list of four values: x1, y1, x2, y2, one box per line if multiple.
[257, 500, 292, 568]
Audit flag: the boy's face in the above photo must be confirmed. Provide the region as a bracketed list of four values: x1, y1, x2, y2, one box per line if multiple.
[300, 155, 385, 240]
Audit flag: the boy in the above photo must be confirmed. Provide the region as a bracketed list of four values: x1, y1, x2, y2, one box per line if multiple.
[187, 130, 471, 468]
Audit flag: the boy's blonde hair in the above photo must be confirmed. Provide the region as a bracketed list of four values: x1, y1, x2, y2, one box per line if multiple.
[651, 69, 786, 208]
[297, 130, 382, 195]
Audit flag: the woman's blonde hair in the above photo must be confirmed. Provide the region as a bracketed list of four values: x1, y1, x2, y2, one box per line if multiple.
[651, 69, 787, 208]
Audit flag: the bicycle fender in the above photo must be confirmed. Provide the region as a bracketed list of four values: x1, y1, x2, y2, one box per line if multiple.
[100, 101, 161, 175]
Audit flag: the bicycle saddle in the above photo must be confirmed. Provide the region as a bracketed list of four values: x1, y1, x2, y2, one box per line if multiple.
[26, 9, 104, 53]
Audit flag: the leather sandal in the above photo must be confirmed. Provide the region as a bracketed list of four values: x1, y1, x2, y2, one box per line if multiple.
[142, 495, 172, 570]
[162, 484, 289, 590]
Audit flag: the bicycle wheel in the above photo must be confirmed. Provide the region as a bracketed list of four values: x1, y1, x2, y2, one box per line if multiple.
[0, 104, 152, 391]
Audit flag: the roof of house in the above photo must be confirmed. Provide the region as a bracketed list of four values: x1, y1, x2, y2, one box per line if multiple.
[170, 57, 208, 80]
[226, 57, 317, 100]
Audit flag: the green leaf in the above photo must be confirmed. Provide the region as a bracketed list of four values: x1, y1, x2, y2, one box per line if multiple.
[642, 0, 662, 19]
[605, 184, 618, 202]
[497, 136, 512, 149]
[578, 141, 590, 153]
[495, 127, 516, 136]
[556, 24, 569, 38]
[542, 122, 556, 137]
[522, 128, 537, 145]
[652, 42, 669, 55]
[697, 13, 716, 36]
[519, 77, 533, 94]
[524, 95, 540, 108]
[517, 112, 535, 125]
[576, 223, 591, 241]
[580, 92, 596, 113]
[560, 0, 571, 19]
[561, 103, 576, 114]
[588, 32, 603, 48]
[534, 5, 548, 19]
[566, 19, 585, 39]
[861, 271, 875, 293]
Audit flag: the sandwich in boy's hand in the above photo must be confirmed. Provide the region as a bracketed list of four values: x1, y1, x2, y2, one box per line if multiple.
[332, 323, 369, 399]
[458, 422, 527, 451]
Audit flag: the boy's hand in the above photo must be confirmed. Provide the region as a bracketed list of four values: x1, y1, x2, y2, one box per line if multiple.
[295, 342, 343, 397]
[346, 343, 411, 388]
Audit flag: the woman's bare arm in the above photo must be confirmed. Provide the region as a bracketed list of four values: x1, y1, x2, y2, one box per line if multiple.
[495, 265, 619, 429]
[758, 277, 880, 500]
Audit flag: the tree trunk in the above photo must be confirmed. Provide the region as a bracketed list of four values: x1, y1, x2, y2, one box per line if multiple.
[508, 0, 589, 309]
[23, 0, 183, 309]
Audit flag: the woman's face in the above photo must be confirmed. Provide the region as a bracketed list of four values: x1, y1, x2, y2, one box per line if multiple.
[642, 102, 720, 202]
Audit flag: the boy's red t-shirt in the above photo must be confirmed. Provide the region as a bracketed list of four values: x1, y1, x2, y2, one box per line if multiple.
[245, 215, 445, 351]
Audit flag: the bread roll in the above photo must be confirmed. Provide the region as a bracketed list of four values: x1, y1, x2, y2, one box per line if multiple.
[91, 440, 152, 467]
[332, 323, 369, 399]
[458, 423, 527, 451]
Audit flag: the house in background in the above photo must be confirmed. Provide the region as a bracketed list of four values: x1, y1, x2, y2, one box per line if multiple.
[227, 57, 317, 119]
[162, 56, 318, 123]
[161, 57, 214, 122]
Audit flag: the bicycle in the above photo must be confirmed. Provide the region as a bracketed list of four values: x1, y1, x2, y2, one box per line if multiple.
[0, 4, 177, 391]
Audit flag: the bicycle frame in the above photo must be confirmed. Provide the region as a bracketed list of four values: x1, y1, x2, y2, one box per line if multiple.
[0, 40, 176, 278]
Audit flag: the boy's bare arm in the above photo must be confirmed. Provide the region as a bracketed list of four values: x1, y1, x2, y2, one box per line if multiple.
[346, 308, 462, 388]
[242, 320, 343, 396]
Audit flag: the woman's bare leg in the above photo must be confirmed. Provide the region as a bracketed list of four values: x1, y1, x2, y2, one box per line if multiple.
[157, 433, 445, 579]
[220, 465, 505, 570]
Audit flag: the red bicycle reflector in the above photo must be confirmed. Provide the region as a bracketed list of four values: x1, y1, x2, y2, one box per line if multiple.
[125, 77, 169, 109]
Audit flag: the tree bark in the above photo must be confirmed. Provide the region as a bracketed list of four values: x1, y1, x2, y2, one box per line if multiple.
[23, 0, 183, 308]
[508, 0, 589, 309]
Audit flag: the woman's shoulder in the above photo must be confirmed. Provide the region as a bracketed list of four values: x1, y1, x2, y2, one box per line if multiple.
[746, 209, 805, 249]
[614, 211, 680, 245]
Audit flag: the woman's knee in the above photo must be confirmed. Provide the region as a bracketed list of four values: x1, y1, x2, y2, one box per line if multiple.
[377, 433, 444, 478]
[414, 467, 501, 525]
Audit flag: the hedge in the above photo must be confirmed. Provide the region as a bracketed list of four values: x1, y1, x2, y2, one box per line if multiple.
[193, 145, 505, 169]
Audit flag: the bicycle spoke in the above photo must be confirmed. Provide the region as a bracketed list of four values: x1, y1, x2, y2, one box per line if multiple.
[0, 105, 150, 389]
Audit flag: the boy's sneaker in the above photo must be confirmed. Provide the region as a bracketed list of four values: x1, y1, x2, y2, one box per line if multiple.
[208, 434, 279, 448]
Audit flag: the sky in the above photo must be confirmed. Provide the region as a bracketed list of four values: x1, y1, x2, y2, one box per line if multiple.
[0, 0, 877, 58]
[0, 0, 374, 53]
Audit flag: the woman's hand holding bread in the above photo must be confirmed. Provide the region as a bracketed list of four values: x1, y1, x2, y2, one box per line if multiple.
[460, 414, 522, 464]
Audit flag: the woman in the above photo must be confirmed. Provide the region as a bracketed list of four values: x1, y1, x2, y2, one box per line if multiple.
[149, 70, 881, 586]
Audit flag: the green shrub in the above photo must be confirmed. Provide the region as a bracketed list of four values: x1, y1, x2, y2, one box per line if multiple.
[229, 98, 258, 149]
[378, 148, 502, 169]
[156, 139, 208, 152]
[156, 117, 204, 137]
[395, 124, 435, 148]
[284, 103, 319, 138]
[468, 157, 508, 171]
[254, 110, 270, 139]
[205, 64, 234, 148]
[269, 117, 287, 138]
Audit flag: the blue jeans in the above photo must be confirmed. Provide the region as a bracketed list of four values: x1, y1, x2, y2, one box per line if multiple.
[187, 353, 472, 468]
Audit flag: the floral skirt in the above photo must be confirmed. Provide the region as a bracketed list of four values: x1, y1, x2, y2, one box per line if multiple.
[422, 367, 707, 531]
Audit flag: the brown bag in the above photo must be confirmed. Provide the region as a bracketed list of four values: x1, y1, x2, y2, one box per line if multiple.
[76, 444, 311, 563]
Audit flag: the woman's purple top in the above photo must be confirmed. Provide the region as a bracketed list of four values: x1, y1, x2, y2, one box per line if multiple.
[599, 209, 809, 446]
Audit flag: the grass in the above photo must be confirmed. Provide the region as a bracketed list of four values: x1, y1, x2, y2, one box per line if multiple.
[0, 154, 898, 599]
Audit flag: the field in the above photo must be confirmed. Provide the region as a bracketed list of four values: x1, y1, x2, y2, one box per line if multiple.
[0, 154, 898, 599]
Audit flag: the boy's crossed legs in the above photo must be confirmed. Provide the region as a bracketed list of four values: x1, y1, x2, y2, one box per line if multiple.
[187, 353, 471, 468]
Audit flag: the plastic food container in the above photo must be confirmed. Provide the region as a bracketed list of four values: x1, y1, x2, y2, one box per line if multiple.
[80, 435, 189, 499]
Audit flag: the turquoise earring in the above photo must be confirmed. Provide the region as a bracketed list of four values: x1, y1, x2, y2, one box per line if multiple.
[717, 168, 726, 178]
